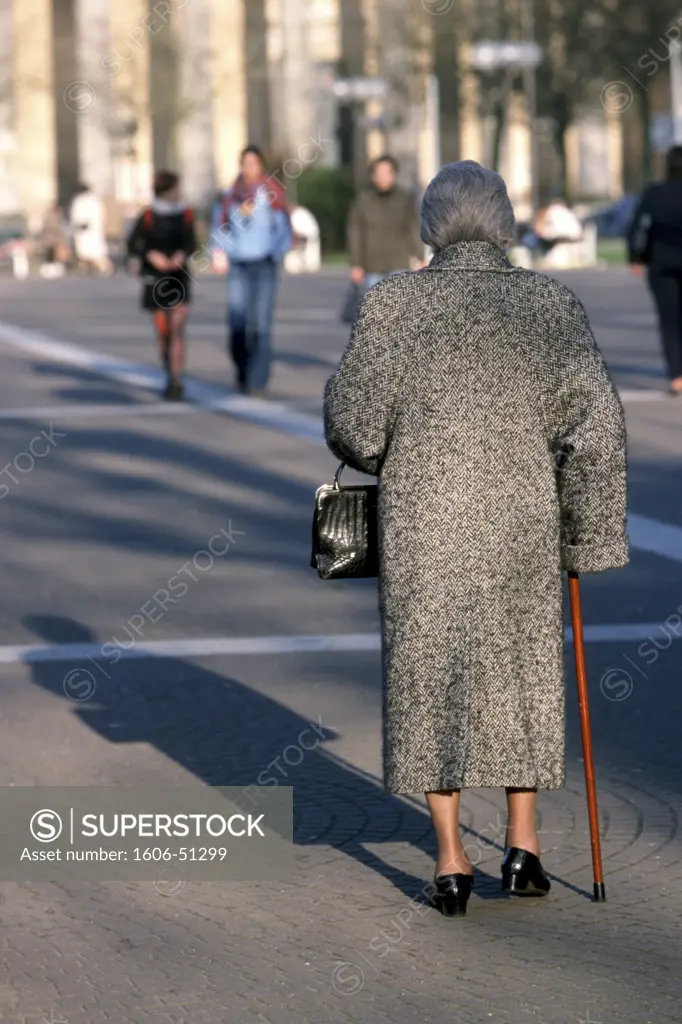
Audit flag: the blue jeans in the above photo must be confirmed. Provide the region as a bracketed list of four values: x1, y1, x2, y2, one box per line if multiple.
[227, 258, 278, 391]
[365, 270, 408, 289]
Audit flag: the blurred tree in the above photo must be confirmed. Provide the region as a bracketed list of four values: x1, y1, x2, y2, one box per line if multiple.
[601, 1, 682, 185]
[532, 0, 610, 197]
[296, 166, 355, 253]
[475, 0, 518, 172]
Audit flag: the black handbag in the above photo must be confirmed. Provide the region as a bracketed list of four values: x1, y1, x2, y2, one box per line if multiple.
[311, 463, 378, 579]
[340, 282, 364, 324]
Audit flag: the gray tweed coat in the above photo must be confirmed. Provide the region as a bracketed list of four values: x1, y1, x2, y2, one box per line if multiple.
[324, 241, 628, 795]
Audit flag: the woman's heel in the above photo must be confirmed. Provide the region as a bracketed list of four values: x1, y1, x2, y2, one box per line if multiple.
[430, 873, 474, 916]
[501, 848, 551, 897]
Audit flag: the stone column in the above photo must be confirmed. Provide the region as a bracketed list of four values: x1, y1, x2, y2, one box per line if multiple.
[108, 0, 153, 207]
[244, 0, 271, 148]
[73, 0, 114, 199]
[175, 0, 215, 206]
[52, 0, 80, 204]
[306, 0, 341, 169]
[278, 0, 315, 157]
[458, 43, 483, 165]
[0, 0, 19, 217]
[211, 0, 247, 190]
[362, 0, 383, 164]
[605, 110, 623, 199]
[12, 0, 57, 229]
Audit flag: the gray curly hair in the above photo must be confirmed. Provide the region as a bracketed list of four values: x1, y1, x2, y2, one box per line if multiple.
[420, 160, 516, 252]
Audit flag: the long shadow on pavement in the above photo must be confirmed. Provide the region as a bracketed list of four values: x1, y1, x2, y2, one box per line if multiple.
[20, 614, 594, 904]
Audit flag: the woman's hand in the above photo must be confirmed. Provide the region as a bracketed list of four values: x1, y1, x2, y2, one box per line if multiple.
[147, 250, 172, 272]
[169, 250, 187, 269]
[628, 263, 644, 277]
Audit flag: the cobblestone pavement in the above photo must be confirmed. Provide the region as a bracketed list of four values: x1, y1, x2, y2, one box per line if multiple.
[0, 267, 680, 1023]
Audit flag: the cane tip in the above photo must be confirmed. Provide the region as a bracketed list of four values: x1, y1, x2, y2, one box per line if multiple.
[593, 882, 607, 902]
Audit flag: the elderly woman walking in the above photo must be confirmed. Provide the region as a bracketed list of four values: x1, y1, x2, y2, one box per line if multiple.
[323, 161, 628, 916]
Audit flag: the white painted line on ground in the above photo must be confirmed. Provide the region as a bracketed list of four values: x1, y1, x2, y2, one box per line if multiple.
[0, 623, 674, 666]
[617, 390, 664, 402]
[0, 402, 200, 420]
[1, 320, 681, 566]
[0, 321, 323, 442]
[0, 633, 381, 664]
[628, 513, 682, 564]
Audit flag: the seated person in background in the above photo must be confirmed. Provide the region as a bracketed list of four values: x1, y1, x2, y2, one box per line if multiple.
[522, 196, 583, 255]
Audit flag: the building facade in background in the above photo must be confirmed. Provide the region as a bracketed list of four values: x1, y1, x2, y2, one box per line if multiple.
[0, 0, 663, 234]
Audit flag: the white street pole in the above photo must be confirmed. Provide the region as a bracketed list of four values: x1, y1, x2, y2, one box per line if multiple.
[670, 40, 682, 144]
[425, 74, 441, 180]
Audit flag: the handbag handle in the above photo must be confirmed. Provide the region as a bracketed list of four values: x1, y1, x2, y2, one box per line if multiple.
[333, 463, 345, 489]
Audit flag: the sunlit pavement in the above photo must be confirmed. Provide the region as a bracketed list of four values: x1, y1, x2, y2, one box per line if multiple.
[0, 265, 680, 1023]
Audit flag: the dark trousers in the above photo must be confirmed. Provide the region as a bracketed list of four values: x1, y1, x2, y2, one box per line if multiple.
[648, 268, 682, 380]
[227, 258, 278, 391]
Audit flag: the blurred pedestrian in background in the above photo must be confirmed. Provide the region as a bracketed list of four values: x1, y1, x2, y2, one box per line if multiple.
[346, 155, 424, 291]
[628, 145, 682, 396]
[521, 194, 583, 255]
[127, 170, 197, 401]
[38, 201, 69, 279]
[324, 160, 628, 917]
[69, 183, 113, 276]
[211, 145, 292, 396]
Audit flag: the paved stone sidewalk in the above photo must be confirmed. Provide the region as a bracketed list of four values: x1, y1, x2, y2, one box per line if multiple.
[0, 268, 681, 1023]
[0, 688, 680, 1024]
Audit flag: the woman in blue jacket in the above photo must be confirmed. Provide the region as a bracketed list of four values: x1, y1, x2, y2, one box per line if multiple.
[212, 146, 292, 395]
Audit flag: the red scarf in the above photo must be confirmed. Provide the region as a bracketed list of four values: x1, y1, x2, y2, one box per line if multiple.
[227, 172, 288, 213]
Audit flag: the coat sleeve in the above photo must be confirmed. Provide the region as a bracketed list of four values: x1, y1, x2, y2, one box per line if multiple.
[126, 213, 146, 258]
[626, 186, 651, 264]
[552, 294, 628, 573]
[324, 286, 403, 475]
[271, 208, 293, 261]
[182, 212, 197, 255]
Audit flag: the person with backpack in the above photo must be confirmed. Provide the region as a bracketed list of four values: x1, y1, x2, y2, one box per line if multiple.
[211, 145, 292, 395]
[127, 170, 197, 400]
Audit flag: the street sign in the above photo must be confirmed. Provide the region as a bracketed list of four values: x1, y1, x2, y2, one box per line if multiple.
[470, 41, 542, 70]
[332, 77, 388, 102]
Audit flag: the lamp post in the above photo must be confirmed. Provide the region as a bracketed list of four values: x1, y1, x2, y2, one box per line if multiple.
[470, 38, 542, 218]
[331, 77, 389, 193]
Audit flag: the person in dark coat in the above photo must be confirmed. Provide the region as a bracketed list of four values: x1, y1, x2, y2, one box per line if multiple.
[324, 160, 628, 914]
[347, 154, 424, 290]
[127, 170, 197, 401]
[628, 145, 682, 395]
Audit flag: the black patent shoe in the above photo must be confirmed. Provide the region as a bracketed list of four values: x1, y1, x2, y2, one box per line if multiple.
[501, 847, 551, 897]
[429, 873, 474, 916]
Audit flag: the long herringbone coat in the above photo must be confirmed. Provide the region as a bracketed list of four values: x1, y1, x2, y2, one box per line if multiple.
[324, 241, 628, 794]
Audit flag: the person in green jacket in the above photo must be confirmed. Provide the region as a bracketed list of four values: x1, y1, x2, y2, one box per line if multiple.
[347, 154, 425, 290]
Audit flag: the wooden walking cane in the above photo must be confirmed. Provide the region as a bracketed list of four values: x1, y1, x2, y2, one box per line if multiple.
[567, 570, 606, 902]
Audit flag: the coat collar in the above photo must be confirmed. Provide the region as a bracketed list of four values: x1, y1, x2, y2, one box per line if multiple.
[427, 241, 514, 272]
